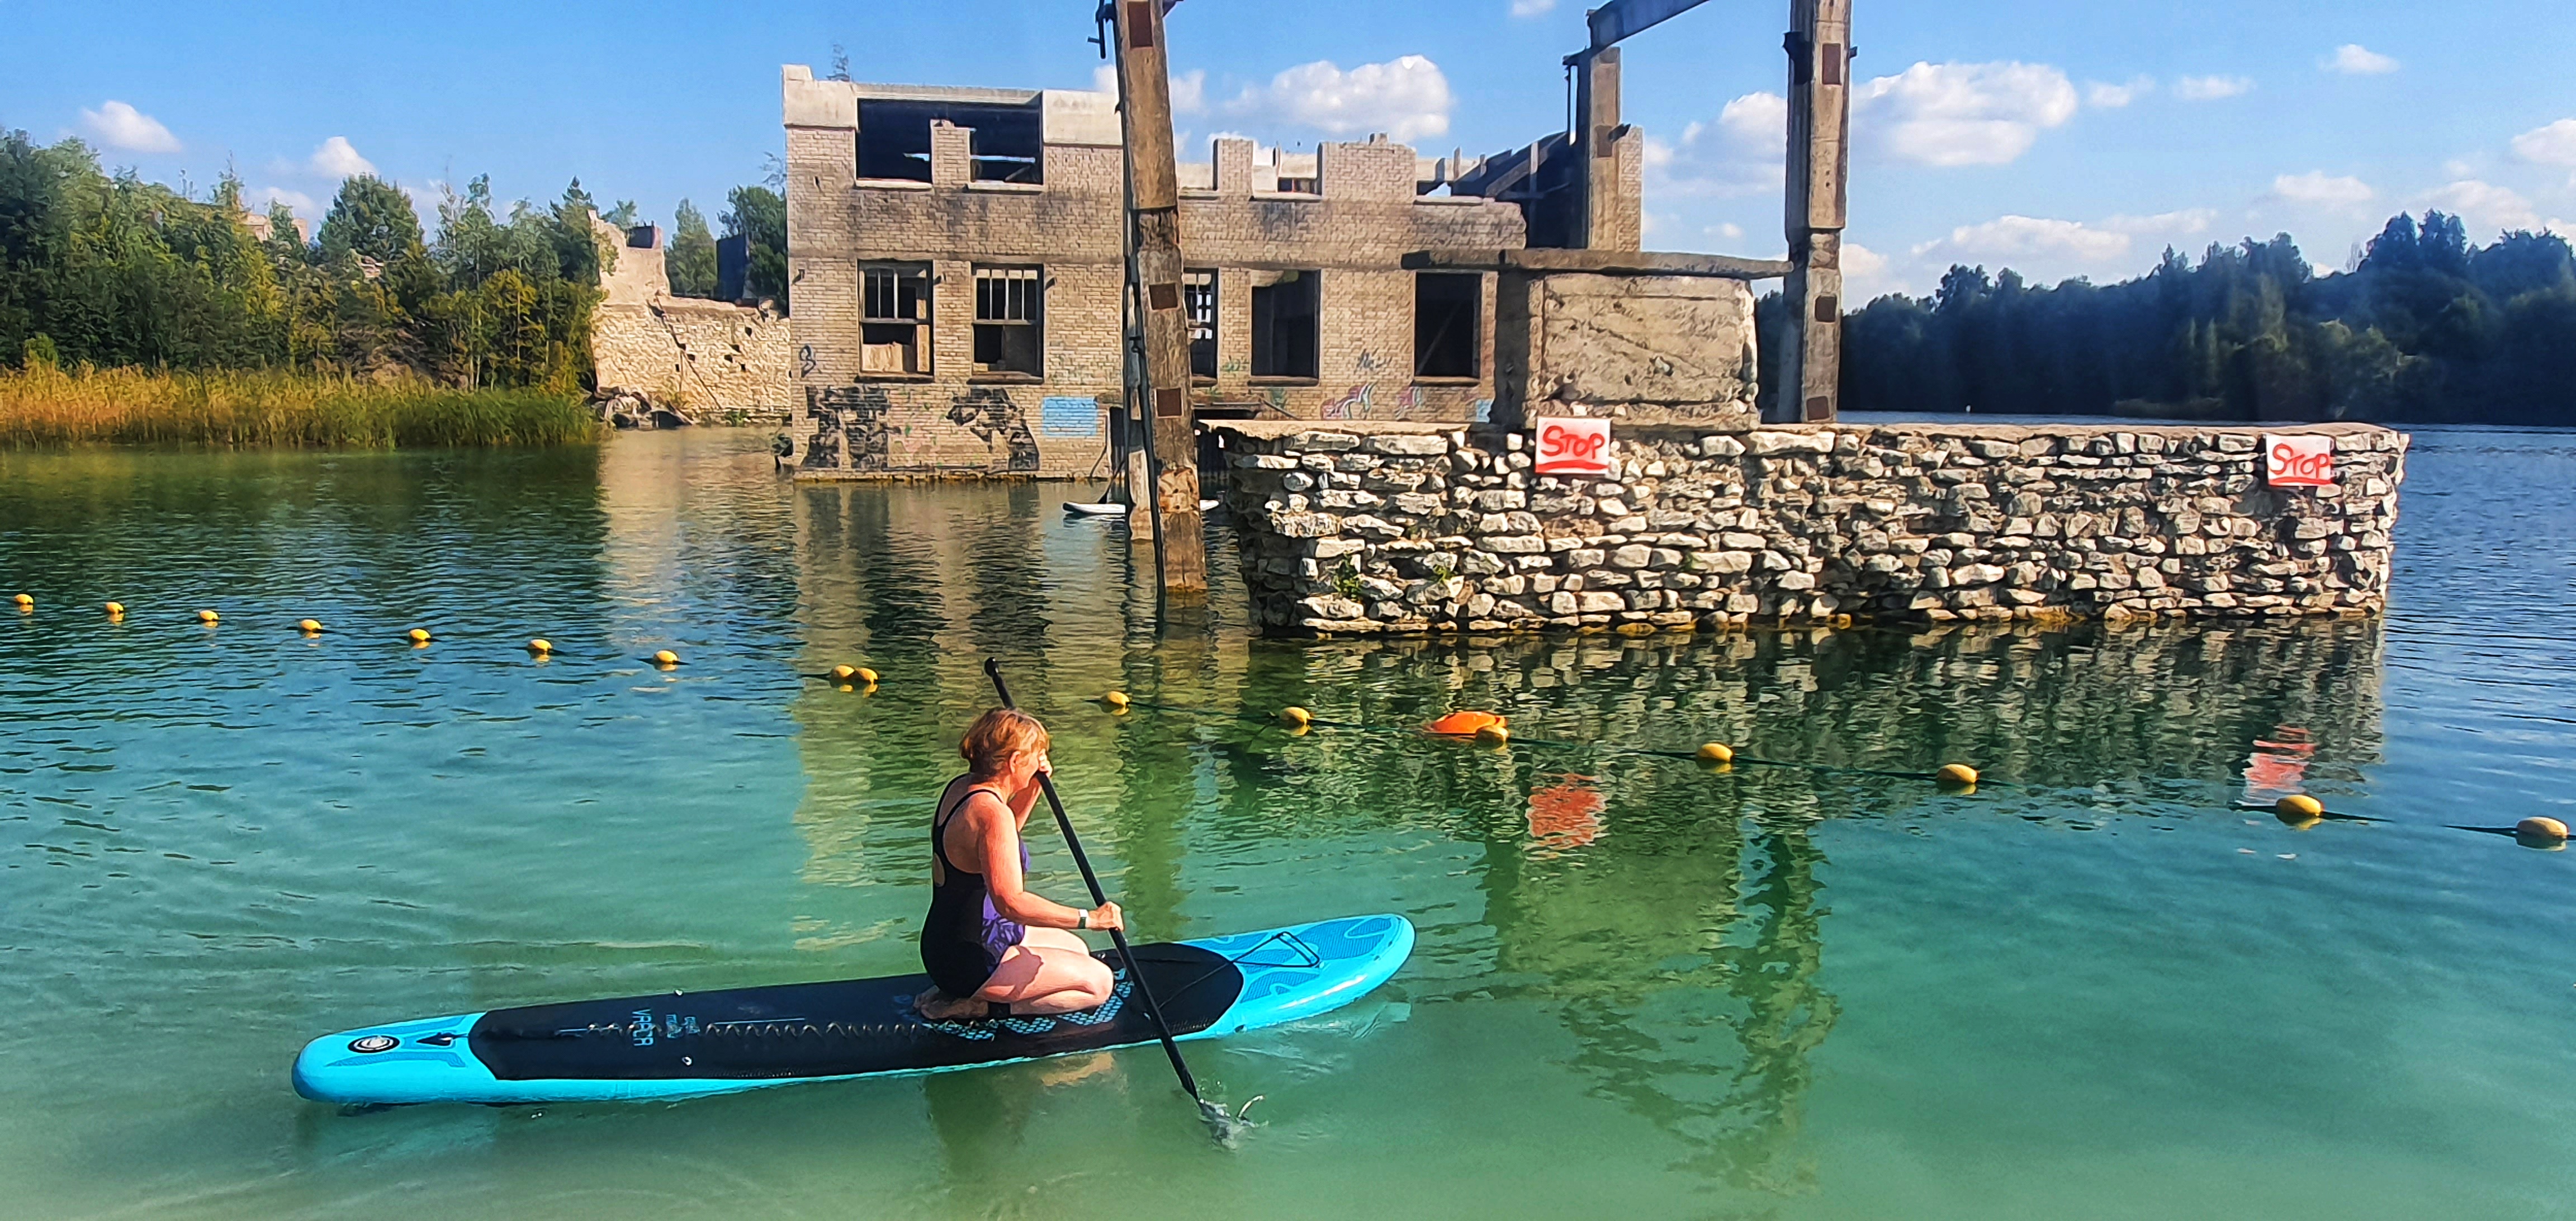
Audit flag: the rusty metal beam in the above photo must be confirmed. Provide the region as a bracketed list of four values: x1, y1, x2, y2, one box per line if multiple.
[1584, 0, 1717, 51]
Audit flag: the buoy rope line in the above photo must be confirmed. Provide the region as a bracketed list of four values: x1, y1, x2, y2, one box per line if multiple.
[1094, 694, 1998, 789]
[10, 597, 2555, 847]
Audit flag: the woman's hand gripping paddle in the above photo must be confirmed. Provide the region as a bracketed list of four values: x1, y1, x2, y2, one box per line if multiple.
[982, 659, 1249, 1146]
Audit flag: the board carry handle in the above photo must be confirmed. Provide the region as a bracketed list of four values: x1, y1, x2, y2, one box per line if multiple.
[983, 657, 1235, 1142]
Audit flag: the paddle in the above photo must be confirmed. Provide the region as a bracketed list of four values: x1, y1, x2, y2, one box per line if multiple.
[982, 657, 1244, 1144]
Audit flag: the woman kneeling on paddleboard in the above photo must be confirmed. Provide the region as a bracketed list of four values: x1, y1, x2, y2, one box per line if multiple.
[916, 708, 1125, 1020]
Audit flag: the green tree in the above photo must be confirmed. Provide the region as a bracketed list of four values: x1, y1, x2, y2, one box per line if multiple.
[722, 184, 787, 313]
[666, 198, 718, 298]
[316, 175, 427, 268]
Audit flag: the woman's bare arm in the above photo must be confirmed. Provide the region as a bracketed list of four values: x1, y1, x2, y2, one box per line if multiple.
[970, 794, 1088, 929]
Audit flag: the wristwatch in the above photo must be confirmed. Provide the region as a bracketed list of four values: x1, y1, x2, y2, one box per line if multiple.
[1077, 911, 1089, 930]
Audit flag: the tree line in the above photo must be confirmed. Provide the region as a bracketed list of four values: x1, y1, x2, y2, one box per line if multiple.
[0, 130, 794, 385]
[1770, 212, 2576, 424]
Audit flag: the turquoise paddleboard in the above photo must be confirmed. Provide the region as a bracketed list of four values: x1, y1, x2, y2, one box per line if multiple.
[293, 914, 1412, 1105]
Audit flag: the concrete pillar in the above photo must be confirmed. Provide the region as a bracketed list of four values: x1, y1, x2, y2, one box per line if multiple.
[1112, 0, 1207, 598]
[1779, 0, 1850, 423]
[1573, 48, 1638, 252]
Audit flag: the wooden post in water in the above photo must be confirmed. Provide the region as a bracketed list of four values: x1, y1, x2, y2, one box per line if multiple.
[1111, 0, 1208, 598]
[1781, 0, 1850, 423]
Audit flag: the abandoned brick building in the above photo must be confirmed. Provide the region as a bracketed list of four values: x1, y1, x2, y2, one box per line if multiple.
[780, 61, 1666, 479]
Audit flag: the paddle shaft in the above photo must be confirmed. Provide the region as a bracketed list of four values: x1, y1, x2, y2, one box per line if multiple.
[983, 659, 1206, 1106]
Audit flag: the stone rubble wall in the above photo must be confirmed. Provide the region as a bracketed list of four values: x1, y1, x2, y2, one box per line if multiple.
[1214, 420, 2407, 635]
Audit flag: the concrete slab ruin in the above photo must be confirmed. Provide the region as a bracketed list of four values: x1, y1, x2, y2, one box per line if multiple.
[589, 217, 794, 424]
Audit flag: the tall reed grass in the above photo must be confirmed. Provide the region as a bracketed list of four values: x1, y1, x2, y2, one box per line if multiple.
[0, 366, 600, 448]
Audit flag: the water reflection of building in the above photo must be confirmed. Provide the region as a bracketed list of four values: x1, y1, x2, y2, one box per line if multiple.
[1221, 616, 2386, 1189]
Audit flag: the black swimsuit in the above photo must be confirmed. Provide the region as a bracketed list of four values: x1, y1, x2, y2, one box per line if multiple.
[920, 778, 1030, 998]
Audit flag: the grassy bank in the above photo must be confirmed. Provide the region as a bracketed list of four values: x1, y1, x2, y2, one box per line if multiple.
[0, 367, 600, 448]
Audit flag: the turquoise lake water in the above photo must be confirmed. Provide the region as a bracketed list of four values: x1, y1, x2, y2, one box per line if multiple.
[3, 427, 2573, 1219]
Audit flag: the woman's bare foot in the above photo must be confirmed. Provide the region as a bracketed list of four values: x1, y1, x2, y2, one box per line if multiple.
[913, 987, 1002, 1020]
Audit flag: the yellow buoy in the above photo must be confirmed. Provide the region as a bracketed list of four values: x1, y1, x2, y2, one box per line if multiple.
[1279, 706, 1313, 728]
[2517, 816, 2570, 841]
[828, 664, 858, 683]
[653, 650, 680, 666]
[197, 609, 220, 624]
[1102, 690, 1131, 711]
[527, 638, 553, 655]
[406, 628, 431, 645]
[1935, 763, 1980, 787]
[104, 602, 125, 617]
[2275, 794, 2324, 820]
[12, 593, 31, 610]
[853, 666, 879, 685]
[1696, 742, 1735, 765]
[1474, 723, 1510, 746]
[298, 619, 323, 635]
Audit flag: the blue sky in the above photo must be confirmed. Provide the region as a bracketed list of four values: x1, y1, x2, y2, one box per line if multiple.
[5, 0, 2571, 299]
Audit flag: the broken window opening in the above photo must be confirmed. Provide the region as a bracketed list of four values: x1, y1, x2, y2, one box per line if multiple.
[1185, 269, 1217, 381]
[973, 266, 1044, 377]
[1250, 269, 1319, 380]
[1274, 177, 1319, 196]
[1414, 272, 1480, 380]
[860, 263, 930, 376]
[856, 98, 1044, 184]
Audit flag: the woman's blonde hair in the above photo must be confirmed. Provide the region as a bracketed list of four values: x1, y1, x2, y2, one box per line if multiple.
[959, 707, 1049, 775]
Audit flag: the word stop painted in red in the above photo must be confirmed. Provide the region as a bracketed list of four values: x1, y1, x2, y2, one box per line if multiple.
[2264, 434, 2334, 488]
[1533, 417, 1612, 476]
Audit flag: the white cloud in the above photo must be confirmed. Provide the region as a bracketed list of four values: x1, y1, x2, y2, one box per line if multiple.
[79, 101, 181, 154]
[1854, 61, 2078, 167]
[1711, 221, 1745, 240]
[309, 136, 376, 179]
[2104, 209, 2218, 238]
[2324, 45, 2399, 75]
[2510, 119, 2576, 167]
[248, 186, 317, 215]
[1094, 64, 1118, 96]
[2269, 171, 2375, 209]
[2418, 179, 2541, 233]
[2174, 75, 2254, 101]
[1913, 215, 2134, 264]
[1170, 69, 1207, 115]
[1842, 241, 1893, 300]
[1225, 55, 1453, 143]
[1644, 91, 1784, 198]
[1717, 91, 1786, 149]
[2085, 76, 2153, 108]
[1509, 0, 1556, 15]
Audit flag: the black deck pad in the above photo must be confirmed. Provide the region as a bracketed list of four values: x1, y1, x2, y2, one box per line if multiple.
[469, 944, 1243, 1081]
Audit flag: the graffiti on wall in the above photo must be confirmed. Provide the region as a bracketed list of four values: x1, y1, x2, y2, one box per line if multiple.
[947, 387, 1041, 472]
[809, 384, 897, 471]
[1322, 384, 1373, 420]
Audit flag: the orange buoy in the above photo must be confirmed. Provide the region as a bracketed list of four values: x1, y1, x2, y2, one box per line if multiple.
[1426, 711, 1507, 737]
[407, 628, 431, 645]
[298, 619, 324, 635]
[197, 609, 220, 624]
[1696, 742, 1735, 765]
[105, 602, 125, 617]
[652, 650, 680, 667]
[11, 593, 31, 610]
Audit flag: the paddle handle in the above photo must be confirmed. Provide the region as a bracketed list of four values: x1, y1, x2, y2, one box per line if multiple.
[984, 659, 1205, 1105]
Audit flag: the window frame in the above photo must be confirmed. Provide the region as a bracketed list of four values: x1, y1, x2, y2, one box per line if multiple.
[1184, 269, 1218, 382]
[970, 264, 1045, 380]
[1412, 271, 1482, 381]
[1248, 268, 1320, 382]
[858, 262, 932, 378]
